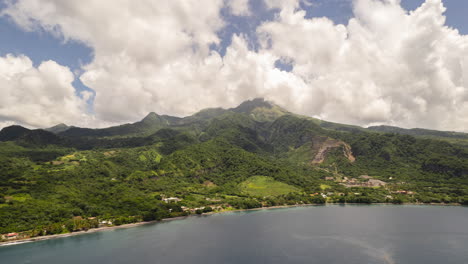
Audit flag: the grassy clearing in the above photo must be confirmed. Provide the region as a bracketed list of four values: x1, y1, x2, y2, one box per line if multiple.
[239, 176, 299, 197]
[286, 143, 314, 164]
[320, 184, 331, 191]
[9, 194, 31, 202]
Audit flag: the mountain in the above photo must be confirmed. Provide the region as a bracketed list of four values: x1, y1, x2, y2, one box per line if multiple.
[59, 112, 176, 138]
[367, 125, 468, 145]
[55, 98, 288, 139]
[367, 125, 468, 138]
[0, 125, 30, 141]
[0, 98, 467, 237]
[0, 125, 62, 146]
[45, 123, 71, 134]
[230, 98, 289, 122]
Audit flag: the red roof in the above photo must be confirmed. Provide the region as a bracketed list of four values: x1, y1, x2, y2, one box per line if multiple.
[7, 233, 18, 237]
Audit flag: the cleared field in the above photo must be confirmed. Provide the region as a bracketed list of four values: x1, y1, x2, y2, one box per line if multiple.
[239, 176, 299, 197]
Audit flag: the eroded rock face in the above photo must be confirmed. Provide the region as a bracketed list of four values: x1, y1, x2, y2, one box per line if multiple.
[311, 137, 355, 164]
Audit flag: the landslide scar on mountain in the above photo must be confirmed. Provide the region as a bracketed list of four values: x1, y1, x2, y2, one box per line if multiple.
[311, 137, 355, 164]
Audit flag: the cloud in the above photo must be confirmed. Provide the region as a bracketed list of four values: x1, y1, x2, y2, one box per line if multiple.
[227, 0, 251, 16]
[3, 0, 228, 123]
[0, 54, 92, 128]
[0, 120, 17, 130]
[2, 0, 468, 132]
[257, 0, 468, 131]
[264, 0, 300, 11]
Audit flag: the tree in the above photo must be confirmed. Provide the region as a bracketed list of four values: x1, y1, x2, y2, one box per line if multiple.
[203, 207, 213, 213]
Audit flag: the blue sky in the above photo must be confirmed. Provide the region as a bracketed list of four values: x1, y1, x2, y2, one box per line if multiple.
[1, 0, 467, 131]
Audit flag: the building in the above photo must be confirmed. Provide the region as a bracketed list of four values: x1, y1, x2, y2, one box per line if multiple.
[100, 220, 113, 225]
[6, 233, 18, 240]
[163, 197, 182, 203]
[205, 198, 221, 202]
[342, 178, 384, 187]
[393, 190, 414, 195]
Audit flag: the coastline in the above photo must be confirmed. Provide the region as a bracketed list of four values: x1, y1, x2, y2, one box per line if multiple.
[1, 202, 464, 247]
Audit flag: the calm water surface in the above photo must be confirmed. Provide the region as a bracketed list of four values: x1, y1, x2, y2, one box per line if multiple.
[1, 205, 468, 264]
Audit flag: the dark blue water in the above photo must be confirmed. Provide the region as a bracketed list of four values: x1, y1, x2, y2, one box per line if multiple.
[1, 205, 468, 264]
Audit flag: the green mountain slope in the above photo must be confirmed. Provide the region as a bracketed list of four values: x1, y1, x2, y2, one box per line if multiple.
[0, 98, 467, 238]
[368, 125, 468, 146]
[53, 98, 288, 139]
[59, 112, 177, 138]
[45, 123, 71, 133]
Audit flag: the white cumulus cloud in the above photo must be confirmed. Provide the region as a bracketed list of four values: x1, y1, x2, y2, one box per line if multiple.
[227, 0, 251, 16]
[258, 0, 468, 131]
[3, 0, 228, 123]
[0, 54, 91, 128]
[1, 0, 468, 132]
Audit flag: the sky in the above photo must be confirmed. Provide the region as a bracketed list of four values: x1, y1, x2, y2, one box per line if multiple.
[0, 0, 467, 132]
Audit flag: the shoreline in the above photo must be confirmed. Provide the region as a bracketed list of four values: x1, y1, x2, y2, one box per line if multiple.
[1, 202, 464, 247]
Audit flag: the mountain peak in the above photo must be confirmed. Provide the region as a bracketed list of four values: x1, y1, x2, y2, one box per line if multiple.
[0, 125, 31, 141]
[232, 98, 289, 122]
[45, 123, 70, 133]
[232, 98, 274, 113]
[141, 112, 160, 123]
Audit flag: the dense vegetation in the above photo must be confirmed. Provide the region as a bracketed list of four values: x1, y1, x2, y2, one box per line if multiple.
[1, 98, 467, 239]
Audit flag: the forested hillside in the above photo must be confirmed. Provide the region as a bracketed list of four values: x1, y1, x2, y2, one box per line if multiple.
[1, 98, 467, 239]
